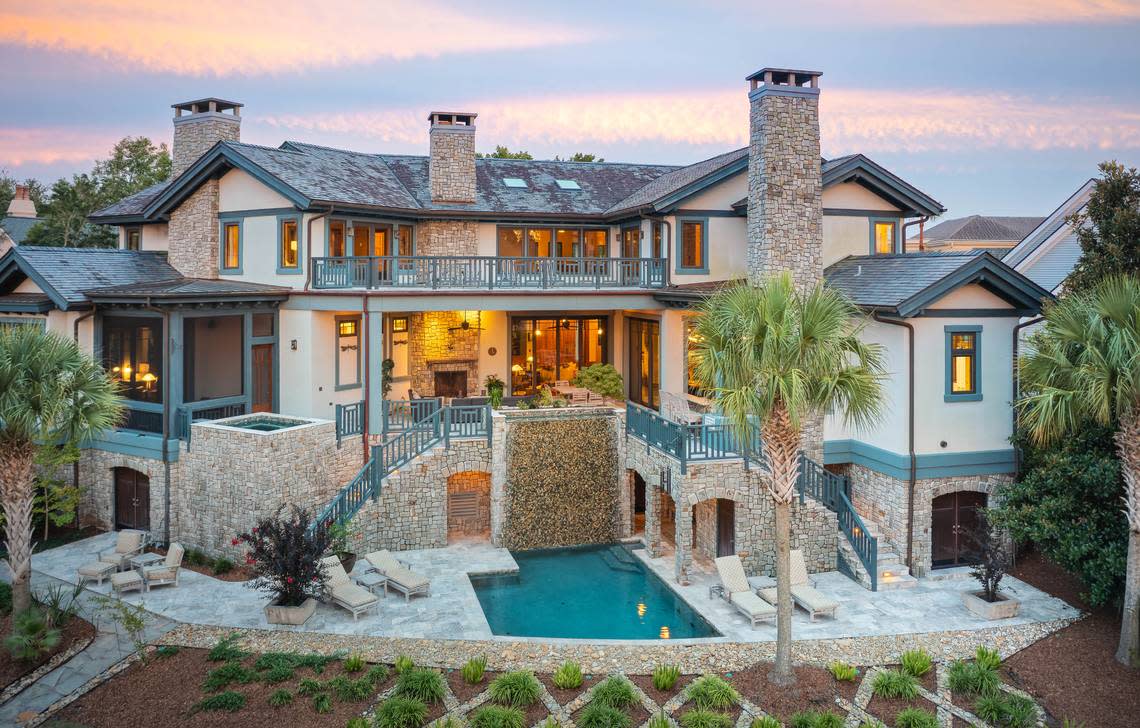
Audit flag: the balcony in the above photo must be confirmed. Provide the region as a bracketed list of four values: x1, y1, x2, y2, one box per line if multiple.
[311, 256, 667, 291]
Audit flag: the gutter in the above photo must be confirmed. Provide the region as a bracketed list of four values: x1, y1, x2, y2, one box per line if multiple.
[903, 216, 929, 251]
[304, 206, 335, 292]
[1011, 316, 1044, 475]
[873, 312, 916, 570]
[362, 294, 371, 462]
[142, 299, 173, 546]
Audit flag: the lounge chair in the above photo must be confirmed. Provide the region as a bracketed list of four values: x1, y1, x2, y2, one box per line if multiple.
[714, 555, 776, 627]
[758, 549, 840, 622]
[363, 550, 431, 602]
[320, 556, 380, 620]
[98, 529, 147, 572]
[661, 391, 703, 425]
[143, 543, 184, 590]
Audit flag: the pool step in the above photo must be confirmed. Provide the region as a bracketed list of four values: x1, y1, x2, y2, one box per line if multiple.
[599, 547, 641, 574]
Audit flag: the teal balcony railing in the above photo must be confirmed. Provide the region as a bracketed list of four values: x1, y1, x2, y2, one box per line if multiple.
[797, 455, 878, 590]
[335, 400, 365, 447]
[312, 256, 667, 290]
[173, 397, 248, 447]
[624, 402, 761, 472]
[309, 451, 380, 538]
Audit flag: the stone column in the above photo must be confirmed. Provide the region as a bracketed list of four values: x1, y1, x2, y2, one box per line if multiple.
[366, 309, 385, 437]
[674, 501, 693, 584]
[489, 412, 508, 546]
[645, 478, 662, 558]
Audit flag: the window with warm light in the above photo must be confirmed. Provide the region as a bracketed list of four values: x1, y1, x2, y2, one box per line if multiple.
[945, 326, 981, 401]
[336, 316, 361, 390]
[222, 222, 240, 271]
[509, 316, 607, 394]
[677, 219, 707, 272]
[102, 316, 163, 404]
[279, 218, 300, 271]
[124, 227, 141, 251]
[873, 220, 897, 255]
[328, 220, 346, 257]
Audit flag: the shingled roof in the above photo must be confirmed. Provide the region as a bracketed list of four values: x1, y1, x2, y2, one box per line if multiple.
[0, 246, 180, 309]
[0, 216, 42, 244]
[85, 277, 290, 302]
[917, 215, 1045, 246]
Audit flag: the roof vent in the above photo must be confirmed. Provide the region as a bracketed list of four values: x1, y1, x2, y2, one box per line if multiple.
[503, 178, 527, 188]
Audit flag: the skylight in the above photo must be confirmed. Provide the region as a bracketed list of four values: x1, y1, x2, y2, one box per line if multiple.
[555, 179, 581, 190]
[503, 178, 527, 188]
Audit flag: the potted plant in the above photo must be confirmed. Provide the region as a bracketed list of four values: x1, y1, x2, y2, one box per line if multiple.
[572, 363, 625, 404]
[328, 518, 358, 573]
[484, 374, 505, 409]
[381, 358, 395, 397]
[235, 505, 331, 626]
[960, 511, 1021, 620]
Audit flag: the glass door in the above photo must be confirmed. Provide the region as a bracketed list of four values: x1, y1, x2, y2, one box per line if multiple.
[627, 317, 660, 409]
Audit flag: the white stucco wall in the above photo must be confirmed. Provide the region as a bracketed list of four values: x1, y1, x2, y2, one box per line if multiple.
[117, 223, 169, 252]
[218, 169, 294, 212]
[823, 181, 899, 212]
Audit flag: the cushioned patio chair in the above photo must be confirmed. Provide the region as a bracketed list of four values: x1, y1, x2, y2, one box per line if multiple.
[143, 543, 184, 590]
[320, 555, 380, 620]
[363, 550, 431, 602]
[98, 529, 147, 572]
[714, 555, 776, 627]
[661, 391, 704, 425]
[758, 549, 839, 622]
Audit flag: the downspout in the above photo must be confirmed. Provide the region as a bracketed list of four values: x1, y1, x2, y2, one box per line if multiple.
[903, 216, 929, 253]
[1011, 316, 1044, 475]
[143, 299, 172, 546]
[873, 312, 916, 569]
[304, 206, 335, 292]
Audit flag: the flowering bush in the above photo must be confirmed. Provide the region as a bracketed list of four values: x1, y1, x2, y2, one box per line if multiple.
[235, 506, 331, 607]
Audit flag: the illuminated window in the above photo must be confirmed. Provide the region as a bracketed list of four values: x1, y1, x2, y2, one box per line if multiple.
[873, 221, 896, 255]
[686, 318, 704, 397]
[280, 218, 299, 270]
[397, 225, 414, 256]
[651, 222, 663, 259]
[338, 320, 358, 337]
[583, 229, 607, 257]
[336, 316, 361, 389]
[328, 220, 346, 257]
[678, 219, 706, 271]
[125, 227, 141, 251]
[222, 222, 240, 271]
[945, 326, 981, 401]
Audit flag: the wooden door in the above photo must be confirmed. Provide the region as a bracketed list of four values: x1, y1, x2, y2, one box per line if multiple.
[716, 499, 735, 557]
[251, 344, 273, 413]
[113, 468, 150, 531]
[931, 491, 987, 568]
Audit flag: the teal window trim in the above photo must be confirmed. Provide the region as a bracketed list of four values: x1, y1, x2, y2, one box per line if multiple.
[675, 216, 710, 274]
[493, 224, 610, 257]
[869, 216, 902, 255]
[218, 218, 243, 274]
[944, 325, 982, 402]
[334, 314, 362, 391]
[276, 213, 302, 275]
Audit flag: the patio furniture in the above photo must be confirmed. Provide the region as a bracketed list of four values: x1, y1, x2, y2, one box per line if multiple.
[362, 550, 431, 602]
[320, 555, 380, 620]
[77, 560, 116, 586]
[714, 555, 776, 627]
[130, 552, 164, 571]
[661, 391, 703, 425]
[354, 570, 388, 597]
[758, 549, 840, 622]
[142, 543, 184, 590]
[500, 395, 534, 408]
[110, 569, 144, 595]
[98, 529, 147, 572]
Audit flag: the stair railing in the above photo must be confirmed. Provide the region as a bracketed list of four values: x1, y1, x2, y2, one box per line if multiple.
[308, 446, 380, 538]
[798, 455, 878, 591]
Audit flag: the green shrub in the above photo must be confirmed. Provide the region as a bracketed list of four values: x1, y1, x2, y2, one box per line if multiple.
[1003, 694, 1039, 728]
[4, 608, 61, 661]
[946, 660, 999, 697]
[207, 633, 247, 662]
[298, 678, 325, 696]
[435, 718, 465, 728]
[894, 707, 937, 728]
[489, 670, 542, 707]
[648, 711, 673, 728]
[687, 675, 738, 711]
[680, 710, 733, 728]
[789, 712, 843, 728]
[827, 661, 857, 682]
[344, 653, 367, 673]
[347, 718, 370, 728]
[652, 664, 681, 691]
[462, 655, 488, 684]
[203, 661, 258, 691]
[592, 676, 637, 709]
[193, 690, 246, 713]
[35, 582, 82, 628]
[577, 703, 632, 728]
[975, 646, 1002, 671]
[328, 675, 375, 702]
[297, 652, 339, 674]
[268, 689, 293, 707]
[871, 669, 918, 700]
[469, 705, 526, 728]
[900, 649, 932, 678]
[212, 557, 235, 575]
[262, 665, 295, 684]
[374, 697, 429, 728]
[975, 695, 1008, 724]
[154, 645, 179, 659]
[750, 718, 780, 728]
[367, 664, 391, 685]
[314, 693, 334, 714]
[553, 660, 583, 690]
[572, 363, 625, 400]
[1061, 719, 1086, 728]
[396, 667, 446, 704]
[395, 655, 416, 674]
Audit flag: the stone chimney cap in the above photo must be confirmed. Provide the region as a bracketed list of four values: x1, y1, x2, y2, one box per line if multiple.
[747, 68, 822, 88]
[428, 111, 477, 127]
[172, 98, 243, 117]
[6, 184, 37, 218]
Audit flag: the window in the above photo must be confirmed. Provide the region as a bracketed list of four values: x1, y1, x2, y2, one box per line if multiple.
[527, 228, 553, 257]
[252, 314, 274, 338]
[555, 228, 580, 257]
[397, 225, 414, 256]
[498, 226, 607, 257]
[677, 218, 707, 272]
[627, 317, 660, 409]
[336, 316, 361, 390]
[124, 227, 141, 251]
[872, 220, 897, 255]
[621, 226, 640, 259]
[102, 316, 164, 404]
[221, 222, 241, 271]
[503, 178, 527, 188]
[651, 222, 663, 259]
[279, 217, 300, 272]
[497, 227, 524, 257]
[509, 316, 607, 395]
[686, 318, 704, 397]
[945, 326, 981, 402]
[555, 179, 581, 190]
[583, 229, 607, 257]
[328, 220, 346, 257]
[0, 317, 46, 331]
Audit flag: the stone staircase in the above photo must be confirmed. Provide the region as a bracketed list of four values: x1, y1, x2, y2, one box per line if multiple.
[837, 519, 917, 590]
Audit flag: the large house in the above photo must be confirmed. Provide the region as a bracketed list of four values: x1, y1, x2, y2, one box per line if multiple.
[0, 69, 1052, 590]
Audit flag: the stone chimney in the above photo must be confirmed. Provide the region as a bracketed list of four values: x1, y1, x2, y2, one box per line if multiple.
[6, 185, 36, 218]
[171, 98, 242, 177]
[745, 68, 823, 289]
[167, 98, 241, 279]
[428, 112, 477, 204]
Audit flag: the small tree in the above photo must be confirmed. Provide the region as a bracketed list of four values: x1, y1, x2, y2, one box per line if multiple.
[33, 443, 82, 542]
[476, 146, 533, 160]
[1065, 161, 1140, 293]
[965, 511, 1010, 602]
[572, 364, 624, 401]
[236, 506, 331, 607]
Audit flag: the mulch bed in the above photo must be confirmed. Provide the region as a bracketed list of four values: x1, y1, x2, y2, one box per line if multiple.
[475, 698, 549, 727]
[446, 668, 496, 705]
[0, 613, 95, 691]
[627, 672, 694, 706]
[56, 647, 396, 727]
[865, 693, 939, 727]
[1001, 551, 1140, 728]
[728, 663, 841, 722]
[832, 675, 859, 703]
[147, 546, 252, 583]
[539, 672, 602, 706]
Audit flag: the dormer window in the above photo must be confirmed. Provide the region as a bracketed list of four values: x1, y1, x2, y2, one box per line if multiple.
[872, 219, 898, 255]
[555, 179, 581, 190]
[503, 178, 527, 188]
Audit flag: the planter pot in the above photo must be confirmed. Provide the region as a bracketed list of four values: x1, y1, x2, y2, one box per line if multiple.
[962, 590, 1021, 620]
[265, 597, 317, 625]
[338, 552, 357, 574]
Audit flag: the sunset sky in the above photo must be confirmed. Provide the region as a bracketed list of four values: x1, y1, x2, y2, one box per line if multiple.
[2, 0, 1138, 216]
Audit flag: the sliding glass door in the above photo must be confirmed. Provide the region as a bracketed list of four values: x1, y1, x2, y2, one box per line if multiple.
[509, 316, 607, 395]
[627, 317, 660, 409]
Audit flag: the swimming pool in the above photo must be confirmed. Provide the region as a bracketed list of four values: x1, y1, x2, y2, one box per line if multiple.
[470, 543, 718, 640]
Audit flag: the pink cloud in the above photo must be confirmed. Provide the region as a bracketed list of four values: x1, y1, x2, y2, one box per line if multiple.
[0, 128, 124, 168]
[712, 0, 1140, 25]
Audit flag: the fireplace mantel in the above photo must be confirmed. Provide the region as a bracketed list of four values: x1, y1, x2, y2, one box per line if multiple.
[426, 358, 478, 366]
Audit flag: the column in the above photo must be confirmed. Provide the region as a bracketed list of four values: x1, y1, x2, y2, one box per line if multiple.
[674, 501, 693, 585]
[366, 306, 385, 438]
[645, 476, 661, 558]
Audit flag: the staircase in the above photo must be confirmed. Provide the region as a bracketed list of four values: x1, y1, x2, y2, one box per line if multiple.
[836, 518, 917, 590]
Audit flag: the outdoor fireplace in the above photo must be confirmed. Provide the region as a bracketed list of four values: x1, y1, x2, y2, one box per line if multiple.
[434, 371, 468, 398]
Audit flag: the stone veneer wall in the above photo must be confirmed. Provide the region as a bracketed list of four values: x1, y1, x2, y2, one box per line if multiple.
[167, 179, 220, 279]
[75, 449, 178, 537]
[447, 471, 492, 537]
[172, 115, 240, 177]
[839, 462, 1013, 577]
[417, 221, 479, 256]
[429, 128, 476, 203]
[408, 311, 481, 397]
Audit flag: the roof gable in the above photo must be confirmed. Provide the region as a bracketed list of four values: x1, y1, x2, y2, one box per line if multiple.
[0, 246, 180, 310]
[820, 154, 945, 217]
[1003, 179, 1095, 269]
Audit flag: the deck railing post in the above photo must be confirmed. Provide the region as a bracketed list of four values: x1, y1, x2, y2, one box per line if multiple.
[484, 405, 493, 446]
[443, 407, 451, 450]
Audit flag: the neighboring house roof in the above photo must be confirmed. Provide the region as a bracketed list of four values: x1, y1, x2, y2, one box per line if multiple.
[0, 246, 180, 310]
[1002, 179, 1095, 293]
[0, 215, 42, 244]
[86, 181, 171, 223]
[85, 277, 290, 302]
[823, 252, 1052, 317]
[912, 215, 1045, 247]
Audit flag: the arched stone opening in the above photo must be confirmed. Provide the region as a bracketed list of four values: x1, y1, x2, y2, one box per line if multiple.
[112, 467, 151, 531]
[447, 471, 491, 542]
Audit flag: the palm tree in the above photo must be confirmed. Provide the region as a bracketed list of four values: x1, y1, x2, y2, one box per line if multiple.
[0, 325, 122, 619]
[692, 272, 886, 685]
[1018, 275, 1140, 667]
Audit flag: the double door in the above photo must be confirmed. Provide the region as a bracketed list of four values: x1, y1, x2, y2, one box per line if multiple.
[931, 491, 986, 568]
[114, 468, 150, 531]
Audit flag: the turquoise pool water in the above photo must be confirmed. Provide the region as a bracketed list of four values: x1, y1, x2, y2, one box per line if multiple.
[470, 544, 718, 640]
[228, 416, 308, 432]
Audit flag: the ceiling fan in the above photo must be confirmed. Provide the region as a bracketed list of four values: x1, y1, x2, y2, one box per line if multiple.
[448, 311, 483, 333]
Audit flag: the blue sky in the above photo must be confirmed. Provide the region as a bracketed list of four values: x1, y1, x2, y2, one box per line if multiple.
[2, 0, 1138, 217]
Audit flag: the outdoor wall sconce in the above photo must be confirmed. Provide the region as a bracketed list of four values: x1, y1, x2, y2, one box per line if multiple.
[291, 339, 298, 351]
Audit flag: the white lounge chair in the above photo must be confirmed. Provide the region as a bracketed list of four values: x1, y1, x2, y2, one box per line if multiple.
[714, 555, 776, 627]
[320, 555, 380, 620]
[661, 391, 703, 425]
[363, 550, 431, 602]
[758, 549, 839, 622]
[143, 543, 184, 590]
[98, 529, 147, 572]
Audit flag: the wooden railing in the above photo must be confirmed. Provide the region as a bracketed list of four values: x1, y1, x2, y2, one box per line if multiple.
[335, 400, 365, 447]
[624, 402, 761, 473]
[311, 256, 667, 290]
[797, 455, 878, 591]
[173, 398, 248, 447]
[308, 451, 380, 538]
[382, 398, 442, 433]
